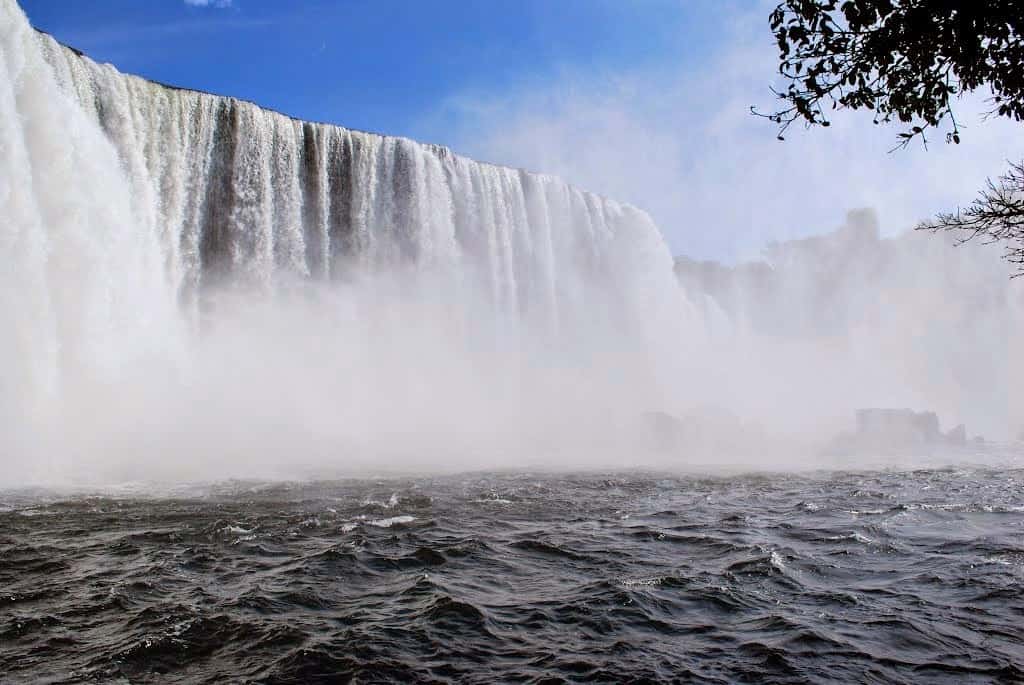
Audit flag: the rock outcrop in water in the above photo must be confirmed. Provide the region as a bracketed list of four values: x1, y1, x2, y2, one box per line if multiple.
[640, 408, 770, 457]
[825, 408, 981, 456]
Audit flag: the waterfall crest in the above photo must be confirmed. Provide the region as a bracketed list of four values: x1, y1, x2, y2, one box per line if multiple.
[0, 3, 183, 425]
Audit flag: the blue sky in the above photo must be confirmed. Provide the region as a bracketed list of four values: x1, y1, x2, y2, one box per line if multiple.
[21, 0, 1024, 260]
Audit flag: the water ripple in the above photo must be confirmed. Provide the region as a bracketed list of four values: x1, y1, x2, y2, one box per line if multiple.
[2, 468, 1023, 683]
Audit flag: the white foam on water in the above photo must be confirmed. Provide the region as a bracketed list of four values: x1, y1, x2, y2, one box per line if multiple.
[368, 515, 415, 528]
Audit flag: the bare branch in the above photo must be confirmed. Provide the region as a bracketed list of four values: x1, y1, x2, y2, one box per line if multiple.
[918, 161, 1024, 276]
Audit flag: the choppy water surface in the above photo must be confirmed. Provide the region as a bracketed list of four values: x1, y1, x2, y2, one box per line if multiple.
[3, 468, 1024, 683]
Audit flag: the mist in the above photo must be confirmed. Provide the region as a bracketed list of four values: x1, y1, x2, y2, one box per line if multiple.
[437, 2, 1024, 263]
[3, 3, 700, 486]
[2, 0, 1021, 489]
[678, 210, 1023, 443]
[434, 1, 1024, 447]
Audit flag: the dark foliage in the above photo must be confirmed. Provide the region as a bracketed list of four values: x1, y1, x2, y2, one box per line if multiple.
[757, 0, 1024, 147]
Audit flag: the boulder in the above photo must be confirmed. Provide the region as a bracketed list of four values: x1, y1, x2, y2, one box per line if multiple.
[824, 408, 970, 456]
[855, 408, 941, 446]
[945, 424, 967, 445]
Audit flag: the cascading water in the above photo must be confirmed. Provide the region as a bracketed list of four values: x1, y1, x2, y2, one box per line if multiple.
[0, 1, 184, 472]
[5, 7, 1024, 679]
[1, 0, 695, 484]
[33, 21, 688, 331]
[3, 0, 1020, 486]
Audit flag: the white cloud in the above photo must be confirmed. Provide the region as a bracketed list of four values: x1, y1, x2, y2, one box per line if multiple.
[438, 3, 1024, 263]
[184, 0, 233, 8]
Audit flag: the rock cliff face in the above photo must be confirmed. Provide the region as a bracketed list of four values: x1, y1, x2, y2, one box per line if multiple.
[826, 408, 978, 456]
[856, 409, 940, 445]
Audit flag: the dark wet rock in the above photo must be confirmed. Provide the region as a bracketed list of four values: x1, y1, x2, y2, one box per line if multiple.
[825, 408, 978, 456]
[640, 407, 760, 455]
[856, 408, 941, 444]
[946, 424, 967, 445]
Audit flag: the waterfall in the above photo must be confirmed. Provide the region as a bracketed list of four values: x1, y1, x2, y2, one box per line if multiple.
[6, 0, 1017, 484]
[0, 0, 694, 483]
[0, 1, 183, 429]
[33, 28, 683, 327]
